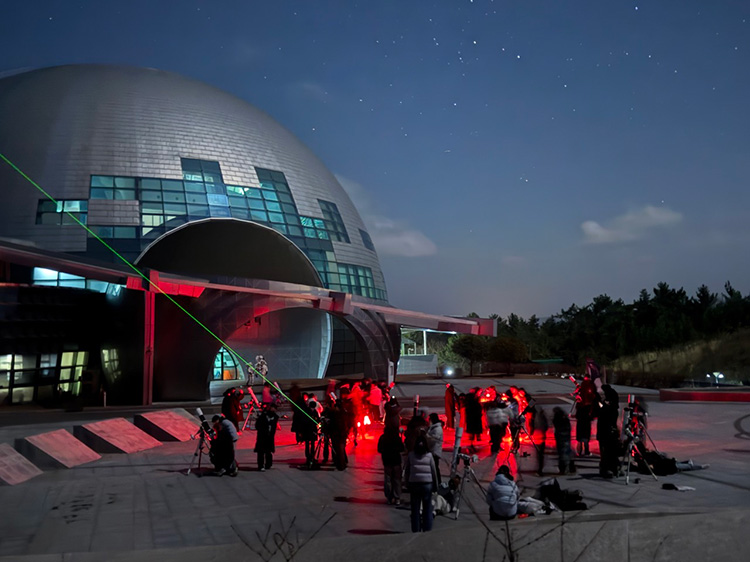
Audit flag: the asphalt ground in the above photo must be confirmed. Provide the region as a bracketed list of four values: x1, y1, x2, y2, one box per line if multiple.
[1, 375, 749, 561]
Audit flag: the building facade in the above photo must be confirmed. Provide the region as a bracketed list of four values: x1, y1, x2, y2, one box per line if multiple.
[0, 65, 394, 404]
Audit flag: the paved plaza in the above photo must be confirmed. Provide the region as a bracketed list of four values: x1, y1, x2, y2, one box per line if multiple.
[1, 376, 749, 561]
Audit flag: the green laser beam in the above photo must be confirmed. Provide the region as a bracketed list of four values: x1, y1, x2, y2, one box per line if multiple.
[0, 151, 319, 425]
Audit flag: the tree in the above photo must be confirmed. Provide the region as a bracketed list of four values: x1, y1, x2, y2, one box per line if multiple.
[450, 334, 488, 376]
[487, 337, 529, 374]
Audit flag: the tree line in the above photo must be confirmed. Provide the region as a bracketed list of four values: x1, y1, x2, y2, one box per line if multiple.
[433, 281, 750, 374]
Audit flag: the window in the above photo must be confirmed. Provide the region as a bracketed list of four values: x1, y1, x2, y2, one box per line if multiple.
[360, 229, 376, 251]
[180, 158, 225, 184]
[318, 200, 350, 243]
[90, 176, 136, 200]
[213, 347, 240, 380]
[36, 200, 88, 226]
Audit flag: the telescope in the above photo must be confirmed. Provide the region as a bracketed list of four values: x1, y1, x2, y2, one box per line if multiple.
[195, 408, 215, 439]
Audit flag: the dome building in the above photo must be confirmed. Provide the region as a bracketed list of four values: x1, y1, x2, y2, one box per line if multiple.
[0, 65, 490, 405]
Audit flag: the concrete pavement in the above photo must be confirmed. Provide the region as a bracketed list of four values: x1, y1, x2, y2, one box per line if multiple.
[1, 375, 749, 561]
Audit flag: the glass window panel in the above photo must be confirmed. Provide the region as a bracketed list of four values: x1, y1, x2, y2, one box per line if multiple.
[180, 158, 203, 171]
[207, 194, 228, 207]
[272, 224, 288, 235]
[91, 175, 114, 187]
[90, 188, 113, 199]
[202, 172, 222, 184]
[183, 172, 203, 182]
[64, 200, 87, 212]
[114, 189, 135, 200]
[142, 226, 165, 239]
[303, 227, 316, 238]
[141, 201, 163, 213]
[163, 202, 186, 214]
[140, 190, 163, 201]
[246, 188, 262, 199]
[317, 230, 330, 240]
[140, 178, 161, 189]
[163, 191, 186, 203]
[33, 268, 58, 281]
[201, 160, 221, 173]
[228, 196, 247, 208]
[205, 183, 225, 194]
[266, 201, 282, 212]
[262, 190, 278, 201]
[114, 227, 137, 238]
[288, 225, 303, 236]
[278, 193, 293, 203]
[255, 168, 272, 180]
[300, 216, 313, 227]
[38, 200, 57, 213]
[142, 215, 163, 227]
[60, 278, 86, 288]
[230, 208, 250, 220]
[313, 218, 325, 229]
[268, 212, 284, 223]
[209, 206, 231, 217]
[250, 210, 268, 222]
[186, 193, 207, 204]
[281, 204, 297, 214]
[271, 171, 286, 182]
[259, 181, 274, 190]
[94, 226, 114, 237]
[274, 181, 290, 193]
[61, 213, 84, 225]
[87, 280, 108, 292]
[226, 185, 244, 196]
[248, 199, 265, 210]
[187, 204, 210, 217]
[184, 181, 205, 192]
[284, 214, 300, 226]
[162, 179, 183, 191]
[114, 177, 135, 188]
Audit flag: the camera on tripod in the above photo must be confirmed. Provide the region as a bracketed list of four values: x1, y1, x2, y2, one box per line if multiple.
[456, 452, 479, 464]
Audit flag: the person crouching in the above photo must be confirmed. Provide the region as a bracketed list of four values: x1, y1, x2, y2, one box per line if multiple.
[486, 465, 519, 520]
[210, 414, 239, 477]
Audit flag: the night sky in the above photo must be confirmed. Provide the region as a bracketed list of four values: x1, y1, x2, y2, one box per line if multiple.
[2, 1, 749, 319]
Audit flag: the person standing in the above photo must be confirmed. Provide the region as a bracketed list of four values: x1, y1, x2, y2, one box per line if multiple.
[485, 399, 509, 454]
[254, 404, 279, 471]
[464, 388, 483, 444]
[368, 381, 383, 421]
[221, 387, 244, 432]
[384, 396, 402, 432]
[532, 406, 549, 476]
[426, 413, 444, 485]
[302, 399, 321, 468]
[444, 384, 457, 429]
[377, 427, 405, 505]
[404, 435, 438, 532]
[597, 384, 621, 478]
[254, 355, 268, 383]
[552, 407, 574, 475]
[574, 376, 597, 456]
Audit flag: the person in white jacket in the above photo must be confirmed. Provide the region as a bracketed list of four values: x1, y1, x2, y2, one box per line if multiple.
[426, 413, 444, 484]
[486, 465, 519, 520]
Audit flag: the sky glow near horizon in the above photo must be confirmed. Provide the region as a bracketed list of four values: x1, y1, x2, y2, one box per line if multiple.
[1, 1, 749, 318]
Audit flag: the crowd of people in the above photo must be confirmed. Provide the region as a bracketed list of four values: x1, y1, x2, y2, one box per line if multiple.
[205, 370, 708, 533]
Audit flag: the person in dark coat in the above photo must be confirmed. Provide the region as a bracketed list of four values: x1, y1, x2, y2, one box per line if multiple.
[302, 399, 321, 468]
[464, 388, 483, 443]
[444, 384, 457, 429]
[574, 376, 597, 456]
[254, 404, 279, 471]
[552, 407, 575, 474]
[532, 405, 548, 476]
[377, 427, 405, 504]
[221, 387, 244, 432]
[210, 414, 239, 476]
[404, 410, 429, 451]
[384, 396, 402, 432]
[597, 384, 621, 478]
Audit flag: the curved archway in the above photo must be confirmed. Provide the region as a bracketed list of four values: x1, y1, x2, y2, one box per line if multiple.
[135, 218, 323, 286]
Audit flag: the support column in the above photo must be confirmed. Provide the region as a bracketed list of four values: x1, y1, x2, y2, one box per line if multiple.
[142, 274, 157, 405]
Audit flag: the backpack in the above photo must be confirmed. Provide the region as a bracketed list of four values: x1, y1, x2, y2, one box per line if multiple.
[539, 478, 587, 511]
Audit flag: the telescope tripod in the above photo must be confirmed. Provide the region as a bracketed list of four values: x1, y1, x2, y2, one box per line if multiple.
[187, 428, 211, 476]
[621, 429, 658, 485]
[502, 421, 540, 483]
[453, 457, 485, 520]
